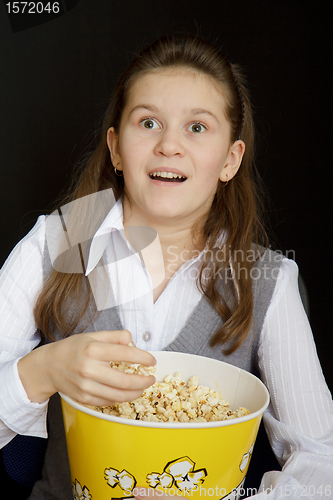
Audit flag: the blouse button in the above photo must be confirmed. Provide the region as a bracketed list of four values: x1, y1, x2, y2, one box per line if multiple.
[142, 331, 151, 342]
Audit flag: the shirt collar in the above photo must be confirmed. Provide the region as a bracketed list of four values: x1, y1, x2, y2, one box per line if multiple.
[85, 198, 124, 276]
[85, 199, 227, 276]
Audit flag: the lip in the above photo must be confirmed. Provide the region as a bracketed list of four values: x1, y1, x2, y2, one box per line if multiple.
[147, 167, 187, 178]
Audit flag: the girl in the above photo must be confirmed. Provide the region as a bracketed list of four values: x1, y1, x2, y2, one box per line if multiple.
[0, 33, 332, 499]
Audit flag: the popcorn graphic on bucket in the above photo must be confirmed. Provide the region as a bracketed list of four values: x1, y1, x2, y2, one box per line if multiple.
[71, 449, 251, 500]
[239, 443, 254, 473]
[102, 456, 207, 497]
[104, 467, 136, 492]
[147, 456, 207, 493]
[60, 352, 269, 499]
[72, 478, 92, 500]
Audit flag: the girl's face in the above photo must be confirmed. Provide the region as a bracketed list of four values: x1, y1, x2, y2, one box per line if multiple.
[107, 68, 244, 228]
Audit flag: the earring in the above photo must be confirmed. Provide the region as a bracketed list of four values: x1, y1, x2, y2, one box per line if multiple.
[223, 174, 229, 187]
[114, 164, 123, 177]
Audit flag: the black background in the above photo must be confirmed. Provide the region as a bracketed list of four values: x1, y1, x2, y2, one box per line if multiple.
[0, 0, 332, 391]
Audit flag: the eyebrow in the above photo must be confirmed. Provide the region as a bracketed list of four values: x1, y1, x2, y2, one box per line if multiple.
[128, 104, 220, 124]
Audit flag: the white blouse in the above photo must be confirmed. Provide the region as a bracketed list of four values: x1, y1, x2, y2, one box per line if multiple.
[0, 202, 332, 499]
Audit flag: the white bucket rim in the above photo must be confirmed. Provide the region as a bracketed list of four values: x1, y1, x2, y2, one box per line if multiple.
[60, 352, 269, 429]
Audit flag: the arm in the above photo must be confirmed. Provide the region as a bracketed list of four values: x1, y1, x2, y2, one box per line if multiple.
[255, 258, 333, 498]
[0, 216, 47, 447]
[0, 217, 156, 448]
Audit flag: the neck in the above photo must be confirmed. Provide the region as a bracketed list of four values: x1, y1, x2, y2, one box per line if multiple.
[123, 201, 205, 254]
[124, 203, 205, 292]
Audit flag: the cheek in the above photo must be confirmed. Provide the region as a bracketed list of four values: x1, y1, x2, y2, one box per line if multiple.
[197, 149, 224, 179]
[119, 135, 148, 168]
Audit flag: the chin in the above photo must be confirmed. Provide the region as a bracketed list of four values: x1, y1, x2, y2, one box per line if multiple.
[143, 204, 185, 220]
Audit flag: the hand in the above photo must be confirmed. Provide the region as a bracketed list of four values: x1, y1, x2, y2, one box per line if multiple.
[18, 330, 156, 406]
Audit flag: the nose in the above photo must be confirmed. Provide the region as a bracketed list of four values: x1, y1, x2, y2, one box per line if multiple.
[154, 127, 185, 157]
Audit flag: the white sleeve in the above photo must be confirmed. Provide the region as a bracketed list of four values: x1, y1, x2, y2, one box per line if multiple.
[251, 258, 333, 499]
[0, 216, 49, 448]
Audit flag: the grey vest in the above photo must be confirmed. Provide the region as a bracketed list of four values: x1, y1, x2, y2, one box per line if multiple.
[29, 245, 282, 499]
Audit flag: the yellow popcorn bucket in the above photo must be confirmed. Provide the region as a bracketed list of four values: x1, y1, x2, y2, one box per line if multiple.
[60, 352, 269, 500]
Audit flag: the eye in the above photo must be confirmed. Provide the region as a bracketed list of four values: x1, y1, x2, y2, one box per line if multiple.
[140, 118, 159, 129]
[188, 122, 207, 133]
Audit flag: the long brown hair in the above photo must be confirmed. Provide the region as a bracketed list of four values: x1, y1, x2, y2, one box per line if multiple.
[34, 33, 268, 353]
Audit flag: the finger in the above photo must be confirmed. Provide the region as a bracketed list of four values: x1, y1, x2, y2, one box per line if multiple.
[83, 360, 156, 392]
[85, 341, 156, 367]
[110, 344, 156, 367]
[73, 368, 155, 406]
[73, 380, 151, 407]
[88, 329, 134, 345]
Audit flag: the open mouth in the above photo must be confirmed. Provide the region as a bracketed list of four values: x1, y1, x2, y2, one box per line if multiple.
[149, 172, 187, 183]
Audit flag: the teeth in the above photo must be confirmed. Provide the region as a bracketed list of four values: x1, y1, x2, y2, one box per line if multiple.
[150, 171, 186, 179]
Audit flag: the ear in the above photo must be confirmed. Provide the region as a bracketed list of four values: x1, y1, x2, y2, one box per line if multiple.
[219, 140, 245, 182]
[107, 127, 122, 171]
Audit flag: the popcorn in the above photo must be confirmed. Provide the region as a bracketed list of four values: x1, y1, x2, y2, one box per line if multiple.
[85, 361, 250, 422]
[109, 361, 156, 376]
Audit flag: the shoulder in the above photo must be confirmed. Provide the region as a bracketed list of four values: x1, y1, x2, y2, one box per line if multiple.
[18, 215, 46, 248]
[249, 248, 288, 319]
[259, 255, 305, 337]
[250, 246, 284, 286]
[253, 246, 284, 268]
[0, 216, 46, 304]
[1, 216, 46, 271]
[23, 215, 47, 249]
[269, 256, 301, 310]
